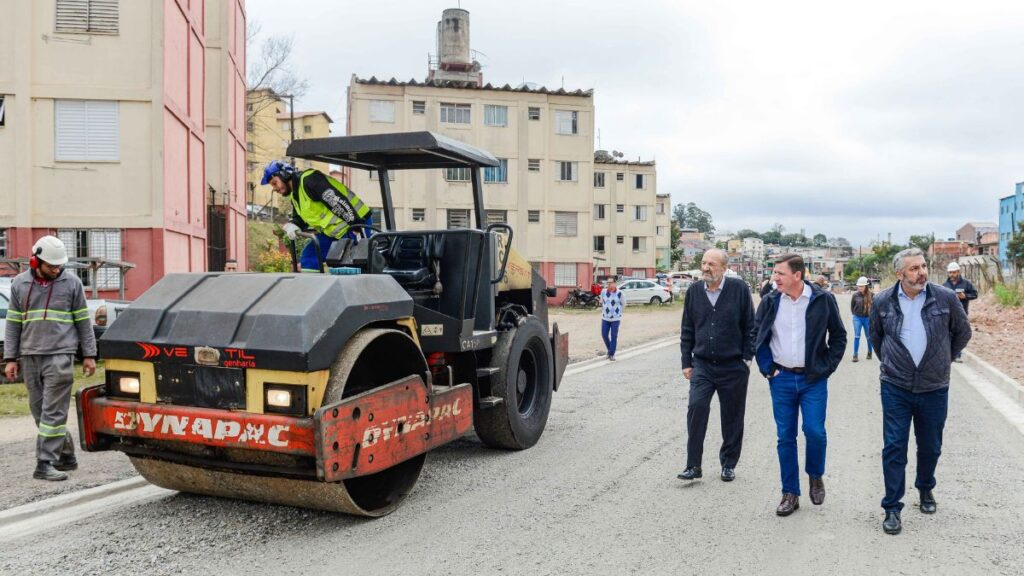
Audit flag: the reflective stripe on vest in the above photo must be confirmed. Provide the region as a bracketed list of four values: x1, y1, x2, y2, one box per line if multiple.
[291, 170, 371, 239]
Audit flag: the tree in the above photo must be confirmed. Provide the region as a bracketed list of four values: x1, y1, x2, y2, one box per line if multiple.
[246, 21, 309, 126]
[908, 234, 934, 253]
[692, 251, 704, 269]
[1007, 222, 1024, 273]
[813, 233, 828, 247]
[670, 220, 683, 267]
[762, 223, 785, 245]
[735, 229, 761, 240]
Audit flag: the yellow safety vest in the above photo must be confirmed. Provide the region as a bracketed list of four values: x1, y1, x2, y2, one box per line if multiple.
[291, 170, 371, 239]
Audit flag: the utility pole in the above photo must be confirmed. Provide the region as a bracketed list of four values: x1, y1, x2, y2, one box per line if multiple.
[288, 94, 296, 161]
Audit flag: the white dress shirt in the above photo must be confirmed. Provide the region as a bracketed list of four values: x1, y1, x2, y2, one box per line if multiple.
[770, 282, 812, 368]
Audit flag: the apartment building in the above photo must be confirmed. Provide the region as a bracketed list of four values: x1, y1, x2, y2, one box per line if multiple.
[345, 8, 659, 297]
[244, 88, 332, 212]
[0, 0, 247, 297]
[655, 193, 671, 270]
[999, 182, 1023, 274]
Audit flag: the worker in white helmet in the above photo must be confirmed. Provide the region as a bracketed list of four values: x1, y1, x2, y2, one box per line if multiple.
[3, 235, 97, 481]
[942, 261, 976, 363]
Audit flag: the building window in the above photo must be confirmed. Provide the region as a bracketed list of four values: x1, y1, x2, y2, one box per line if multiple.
[657, 202, 666, 214]
[484, 105, 508, 127]
[657, 226, 667, 236]
[635, 174, 647, 189]
[593, 236, 605, 252]
[616, 236, 624, 244]
[247, 161, 257, 172]
[0, 229, 6, 258]
[594, 172, 606, 188]
[634, 205, 648, 221]
[616, 172, 624, 181]
[616, 267, 625, 276]
[440, 102, 471, 124]
[554, 212, 578, 236]
[486, 210, 508, 225]
[484, 159, 508, 183]
[616, 204, 624, 213]
[369, 100, 396, 123]
[593, 204, 606, 220]
[447, 209, 470, 229]
[555, 110, 578, 135]
[57, 229, 121, 289]
[528, 107, 541, 121]
[303, 125, 312, 134]
[411, 208, 426, 222]
[246, 121, 254, 132]
[632, 237, 647, 252]
[279, 120, 290, 132]
[528, 210, 540, 223]
[368, 170, 396, 181]
[56, 0, 119, 34]
[445, 167, 470, 182]
[554, 263, 577, 287]
[528, 159, 540, 172]
[557, 161, 578, 182]
[412, 100, 426, 115]
[247, 142, 254, 152]
[55, 100, 119, 162]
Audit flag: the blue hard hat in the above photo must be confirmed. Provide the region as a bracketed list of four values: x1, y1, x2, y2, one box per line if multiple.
[261, 160, 295, 185]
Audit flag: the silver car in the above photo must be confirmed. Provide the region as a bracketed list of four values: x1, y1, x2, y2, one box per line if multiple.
[618, 279, 672, 305]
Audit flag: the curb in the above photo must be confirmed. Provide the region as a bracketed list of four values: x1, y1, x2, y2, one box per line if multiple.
[962, 350, 1024, 406]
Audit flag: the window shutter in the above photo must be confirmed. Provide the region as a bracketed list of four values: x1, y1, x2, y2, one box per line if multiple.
[88, 0, 119, 34]
[56, 0, 119, 34]
[56, 100, 119, 162]
[554, 212, 577, 236]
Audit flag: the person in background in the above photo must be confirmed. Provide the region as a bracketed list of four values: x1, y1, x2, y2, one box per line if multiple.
[942, 262, 977, 363]
[760, 278, 776, 298]
[851, 276, 873, 362]
[600, 279, 625, 361]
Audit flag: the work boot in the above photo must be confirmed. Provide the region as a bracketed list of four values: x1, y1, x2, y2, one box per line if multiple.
[920, 490, 937, 514]
[54, 456, 78, 471]
[883, 511, 902, 535]
[809, 476, 825, 505]
[776, 493, 799, 516]
[33, 461, 68, 482]
[852, 355, 859, 363]
[866, 351, 873, 360]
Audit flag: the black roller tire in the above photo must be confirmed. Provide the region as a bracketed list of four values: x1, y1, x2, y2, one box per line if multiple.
[474, 316, 554, 450]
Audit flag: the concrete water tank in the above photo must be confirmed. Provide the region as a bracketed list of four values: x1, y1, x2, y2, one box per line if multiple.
[437, 8, 471, 68]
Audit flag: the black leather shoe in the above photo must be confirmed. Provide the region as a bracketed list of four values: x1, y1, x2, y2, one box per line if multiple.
[54, 456, 78, 471]
[883, 511, 902, 534]
[866, 351, 873, 360]
[677, 467, 702, 480]
[776, 493, 799, 516]
[920, 491, 937, 514]
[721, 467, 735, 482]
[809, 476, 825, 505]
[33, 461, 68, 482]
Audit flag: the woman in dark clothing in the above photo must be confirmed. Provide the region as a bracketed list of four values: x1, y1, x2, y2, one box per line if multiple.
[851, 276, 873, 362]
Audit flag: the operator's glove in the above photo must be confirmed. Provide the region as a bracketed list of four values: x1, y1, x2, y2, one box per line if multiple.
[282, 222, 300, 241]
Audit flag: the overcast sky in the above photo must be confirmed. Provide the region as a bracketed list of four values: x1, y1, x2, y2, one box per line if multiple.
[247, 0, 1024, 247]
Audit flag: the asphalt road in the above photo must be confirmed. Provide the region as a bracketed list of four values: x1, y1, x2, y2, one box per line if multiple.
[2, 300, 1024, 575]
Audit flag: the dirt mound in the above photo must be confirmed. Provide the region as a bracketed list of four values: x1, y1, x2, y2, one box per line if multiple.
[968, 294, 1024, 382]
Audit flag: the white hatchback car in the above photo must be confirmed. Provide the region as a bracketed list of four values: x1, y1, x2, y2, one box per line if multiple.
[0, 279, 11, 362]
[617, 279, 672, 305]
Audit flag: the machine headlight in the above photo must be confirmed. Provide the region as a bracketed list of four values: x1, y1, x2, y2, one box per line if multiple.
[119, 376, 141, 395]
[264, 384, 306, 415]
[106, 370, 141, 399]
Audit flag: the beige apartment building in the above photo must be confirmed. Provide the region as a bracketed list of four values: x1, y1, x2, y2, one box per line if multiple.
[655, 193, 672, 270]
[0, 0, 248, 297]
[244, 89, 332, 213]
[591, 159, 660, 279]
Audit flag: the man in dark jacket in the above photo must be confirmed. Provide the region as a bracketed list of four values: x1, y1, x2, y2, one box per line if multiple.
[678, 249, 756, 483]
[942, 261, 976, 363]
[870, 248, 971, 535]
[754, 254, 846, 516]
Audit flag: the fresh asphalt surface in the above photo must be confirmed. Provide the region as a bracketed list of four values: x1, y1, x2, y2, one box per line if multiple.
[2, 297, 1024, 575]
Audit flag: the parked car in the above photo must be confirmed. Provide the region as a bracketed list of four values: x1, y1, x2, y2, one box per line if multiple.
[618, 279, 672, 305]
[0, 279, 10, 362]
[86, 298, 131, 342]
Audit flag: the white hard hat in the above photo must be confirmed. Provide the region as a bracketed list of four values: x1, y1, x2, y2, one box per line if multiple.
[856, 276, 869, 287]
[946, 262, 960, 272]
[32, 235, 69, 266]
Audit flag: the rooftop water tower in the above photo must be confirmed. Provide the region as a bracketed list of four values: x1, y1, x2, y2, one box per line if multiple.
[428, 8, 482, 85]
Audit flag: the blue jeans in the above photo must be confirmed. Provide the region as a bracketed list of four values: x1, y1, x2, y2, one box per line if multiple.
[769, 371, 828, 495]
[300, 233, 335, 272]
[601, 319, 620, 357]
[852, 315, 872, 356]
[881, 381, 948, 512]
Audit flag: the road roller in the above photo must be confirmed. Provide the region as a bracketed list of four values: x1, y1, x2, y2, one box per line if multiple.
[76, 132, 569, 516]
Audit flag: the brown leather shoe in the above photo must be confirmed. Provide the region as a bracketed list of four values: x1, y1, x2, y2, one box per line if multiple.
[776, 493, 799, 516]
[809, 477, 825, 505]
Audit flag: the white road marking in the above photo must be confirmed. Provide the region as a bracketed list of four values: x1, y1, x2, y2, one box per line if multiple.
[563, 336, 678, 377]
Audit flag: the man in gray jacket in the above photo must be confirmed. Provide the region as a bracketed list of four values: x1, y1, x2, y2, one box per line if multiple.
[3, 236, 96, 481]
[870, 248, 971, 535]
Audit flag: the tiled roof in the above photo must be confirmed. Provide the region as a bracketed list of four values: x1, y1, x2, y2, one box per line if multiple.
[353, 75, 593, 97]
[276, 111, 334, 123]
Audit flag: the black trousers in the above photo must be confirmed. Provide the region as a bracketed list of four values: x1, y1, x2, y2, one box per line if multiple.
[686, 359, 750, 468]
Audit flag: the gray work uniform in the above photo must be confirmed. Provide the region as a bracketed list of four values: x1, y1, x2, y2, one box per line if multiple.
[4, 270, 96, 463]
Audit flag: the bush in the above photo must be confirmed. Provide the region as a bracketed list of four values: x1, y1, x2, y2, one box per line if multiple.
[993, 283, 1023, 308]
[253, 239, 293, 273]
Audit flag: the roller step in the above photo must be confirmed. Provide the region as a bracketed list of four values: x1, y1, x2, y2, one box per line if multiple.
[478, 396, 504, 408]
[476, 367, 500, 378]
